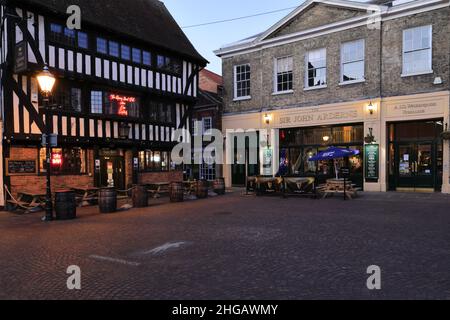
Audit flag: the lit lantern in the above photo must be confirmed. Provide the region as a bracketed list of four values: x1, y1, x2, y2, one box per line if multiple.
[36, 65, 56, 98]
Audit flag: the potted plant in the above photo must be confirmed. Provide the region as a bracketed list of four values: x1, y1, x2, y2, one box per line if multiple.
[441, 124, 450, 140]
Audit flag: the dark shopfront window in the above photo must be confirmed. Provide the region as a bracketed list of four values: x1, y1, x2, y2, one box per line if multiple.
[49, 82, 82, 112]
[279, 125, 364, 183]
[148, 101, 174, 124]
[138, 150, 171, 172]
[39, 147, 87, 175]
[90, 91, 140, 118]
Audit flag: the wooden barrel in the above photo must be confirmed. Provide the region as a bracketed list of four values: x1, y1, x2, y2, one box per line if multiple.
[213, 178, 225, 195]
[132, 185, 148, 208]
[55, 190, 76, 220]
[169, 182, 184, 202]
[196, 180, 208, 199]
[98, 188, 117, 213]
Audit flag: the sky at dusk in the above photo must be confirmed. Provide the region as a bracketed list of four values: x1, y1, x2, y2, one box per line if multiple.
[162, 0, 305, 75]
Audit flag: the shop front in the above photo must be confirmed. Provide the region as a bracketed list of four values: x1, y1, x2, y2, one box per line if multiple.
[279, 124, 364, 188]
[222, 91, 450, 193]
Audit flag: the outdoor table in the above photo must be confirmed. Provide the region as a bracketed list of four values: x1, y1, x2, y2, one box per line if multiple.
[319, 179, 359, 200]
[71, 187, 99, 206]
[146, 182, 170, 198]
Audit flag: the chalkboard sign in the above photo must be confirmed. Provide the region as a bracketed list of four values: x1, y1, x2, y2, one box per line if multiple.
[364, 144, 379, 182]
[6, 159, 38, 176]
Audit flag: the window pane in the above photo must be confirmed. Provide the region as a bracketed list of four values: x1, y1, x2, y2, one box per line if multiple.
[96, 38, 107, 54]
[109, 41, 119, 57]
[403, 25, 432, 74]
[342, 61, 364, 82]
[157, 55, 166, 69]
[132, 48, 141, 63]
[90, 91, 103, 114]
[121, 45, 130, 60]
[50, 23, 62, 33]
[143, 51, 151, 66]
[70, 88, 82, 112]
[78, 32, 88, 49]
[235, 64, 251, 97]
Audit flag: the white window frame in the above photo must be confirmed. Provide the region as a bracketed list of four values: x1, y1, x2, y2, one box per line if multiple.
[233, 64, 251, 101]
[340, 39, 365, 85]
[202, 117, 212, 135]
[402, 25, 433, 77]
[200, 163, 216, 181]
[304, 48, 327, 90]
[192, 118, 200, 136]
[273, 56, 294, 94]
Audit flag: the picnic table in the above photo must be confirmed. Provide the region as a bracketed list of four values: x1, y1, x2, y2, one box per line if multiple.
[146, 182, 170, 198]
[317, 179, 361, 200]
[71, 187, 99, 206]
[4, 185, 46, 212]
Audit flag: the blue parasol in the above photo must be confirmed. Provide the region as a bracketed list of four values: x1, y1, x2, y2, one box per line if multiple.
[309, 147, 360, 161]
[309, 147, 360, 179]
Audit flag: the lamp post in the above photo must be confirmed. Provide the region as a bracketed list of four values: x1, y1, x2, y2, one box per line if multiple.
[37, 64, 56, 222]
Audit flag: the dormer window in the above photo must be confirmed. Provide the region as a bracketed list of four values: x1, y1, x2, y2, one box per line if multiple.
[121, 45, 131, 60]
[96, 37, 107, 54]
[109, 41, 119, 57]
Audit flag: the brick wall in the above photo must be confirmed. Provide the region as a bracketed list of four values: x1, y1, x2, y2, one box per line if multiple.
[138, 171, 183, 184]
[7, 147, 94, 197]
[221, 4, 450, 115]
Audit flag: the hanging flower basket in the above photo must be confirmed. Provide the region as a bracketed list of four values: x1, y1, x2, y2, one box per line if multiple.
[441, 131, 450, 140]
[364, 135, 375, 144]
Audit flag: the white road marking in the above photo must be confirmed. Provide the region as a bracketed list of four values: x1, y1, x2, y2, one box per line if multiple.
[89, 255, 141, 266]
[143, 242, 189, 255]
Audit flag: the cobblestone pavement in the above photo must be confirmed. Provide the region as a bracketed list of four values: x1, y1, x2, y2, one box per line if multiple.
[1, 191, 450, 300]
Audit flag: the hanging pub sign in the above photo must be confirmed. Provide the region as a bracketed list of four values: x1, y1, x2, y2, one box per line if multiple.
[14, 41, 28, 73]
[365, 144, 379, 183]
[109, 94, 136, 116]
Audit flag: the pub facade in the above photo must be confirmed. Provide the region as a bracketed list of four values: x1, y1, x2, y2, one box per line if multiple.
[215, 0, 450, 193]
[0, 0, 207, 207]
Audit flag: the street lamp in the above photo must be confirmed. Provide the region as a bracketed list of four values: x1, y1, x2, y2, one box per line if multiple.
[37, 64, 56, 222]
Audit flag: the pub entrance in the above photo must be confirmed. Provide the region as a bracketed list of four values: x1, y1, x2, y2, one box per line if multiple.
[231, 134, 260, 186]
[99, 149, 125, 190]
[388, 120, 443, 192]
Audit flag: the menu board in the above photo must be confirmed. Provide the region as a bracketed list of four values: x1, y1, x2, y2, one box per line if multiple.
[364, 145, 379, 182]
[6, 159, 38, 176]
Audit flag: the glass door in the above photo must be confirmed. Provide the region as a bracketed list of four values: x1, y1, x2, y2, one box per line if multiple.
[396, 143, 434, 190]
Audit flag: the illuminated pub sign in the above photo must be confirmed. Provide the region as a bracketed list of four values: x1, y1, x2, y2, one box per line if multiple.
[107, 94, 140, 117]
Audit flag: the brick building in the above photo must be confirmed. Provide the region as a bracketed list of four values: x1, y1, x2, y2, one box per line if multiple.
[0, 0, 207, 207]
[215, 0, 450, 193]
[186, 69, 223, 181]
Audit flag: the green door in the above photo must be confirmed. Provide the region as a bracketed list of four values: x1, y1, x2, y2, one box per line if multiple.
[396, 142, 434, 191]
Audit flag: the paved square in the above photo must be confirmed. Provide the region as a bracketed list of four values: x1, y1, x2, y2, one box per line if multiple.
[1, 191, 450, 300]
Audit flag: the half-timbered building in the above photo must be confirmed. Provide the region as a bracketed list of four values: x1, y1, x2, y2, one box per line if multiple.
[0, 0, 207, 206]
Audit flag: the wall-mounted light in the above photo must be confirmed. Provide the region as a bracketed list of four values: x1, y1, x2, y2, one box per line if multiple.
[367, 101, 376, 115]
[264, 113, 272, 125]
[322, 135, 330, 143]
